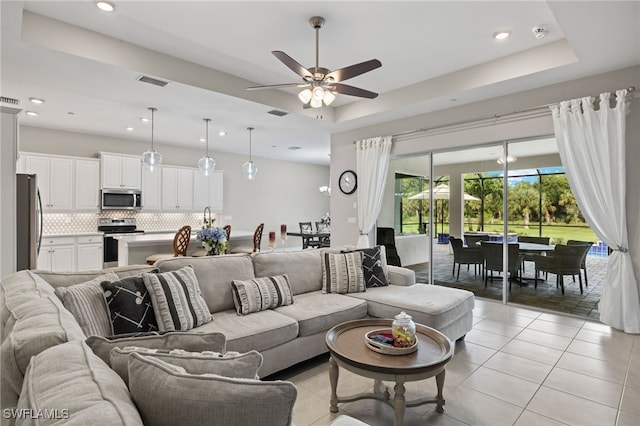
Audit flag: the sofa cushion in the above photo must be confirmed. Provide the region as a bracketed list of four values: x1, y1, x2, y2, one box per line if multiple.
[356, 246, 389, 287]
[252, 250, 323, 295]
[33, 265, 156, 288]
[86, 331, 226, 366]
[17, 341, 143, 426]
[110, 347, 263, 384]
[142, 265, 212, 331]
[231, 275, 294, 315]
[155, 254, 255, 313]
[322, 251, 366, 294]
[194, 309, 299, 353]
[346, 284, 475, 340]
[1, 272, 85, 395]
[275, 291, 368, 337]
[54, 272, 120, 337]
[102, 276, 159, 335]
[128, 353, 296, 426]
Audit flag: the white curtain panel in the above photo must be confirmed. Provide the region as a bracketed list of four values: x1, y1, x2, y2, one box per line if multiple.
[355, 136, 392, 248]
[551, 89, 640, 333]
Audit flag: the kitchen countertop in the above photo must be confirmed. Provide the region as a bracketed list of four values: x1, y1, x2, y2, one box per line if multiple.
[42, 232, 104, 238]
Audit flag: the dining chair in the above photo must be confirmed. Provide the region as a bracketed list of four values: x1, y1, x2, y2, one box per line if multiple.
[230, 223, 264, 254]
[449, 236, 484, 281]
[299, 222, 320, 249]
[518, 235, 551, 274]
[480, 241, 522, 290]
[192, 224, 231, 257]
[146, 225, 191, 265]
[465, 234, 489, 247]
[533, 244, 591, 294]
[315, 222, 330, 247]
[567, 240, 593, 287]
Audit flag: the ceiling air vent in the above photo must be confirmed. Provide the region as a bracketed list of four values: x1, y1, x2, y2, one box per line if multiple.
[267, 109, 289, 117]
[1, 96, 20, 105]
[137, 75, 169, 87]
[288, 146, 302, 150]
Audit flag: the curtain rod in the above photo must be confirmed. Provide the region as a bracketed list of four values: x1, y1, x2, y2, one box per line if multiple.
[354, 86, 636, 142]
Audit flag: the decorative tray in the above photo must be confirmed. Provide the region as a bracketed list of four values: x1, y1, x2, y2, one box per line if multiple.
[364, 328, 418, 355]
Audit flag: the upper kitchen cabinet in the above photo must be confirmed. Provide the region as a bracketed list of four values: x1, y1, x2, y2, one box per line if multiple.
[100, 153, 141, 190]
[74, 159, 100, 210]
[141, 167, 162, 211]
[193, 170, 224, 212]
[162, 167, 193, 211]
[23, 154, 73, 211]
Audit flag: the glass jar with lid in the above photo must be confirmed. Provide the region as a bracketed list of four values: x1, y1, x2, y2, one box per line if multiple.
[392, 311, 416, 347]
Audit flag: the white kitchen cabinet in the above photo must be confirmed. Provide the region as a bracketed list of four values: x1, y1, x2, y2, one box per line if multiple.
[193, 171, 223, 212]
[76, 235, 103, 271]
[141, 167, 162, 210]
[100, 153, 141, 190]
[162, 167, 193, 211]
[24, 155, 74, 211]
[38, 236, 76, 272]
[75, 159, 100, 210]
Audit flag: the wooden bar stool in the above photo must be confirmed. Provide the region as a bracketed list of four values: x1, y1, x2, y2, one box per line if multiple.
[146, 225, 191, 265]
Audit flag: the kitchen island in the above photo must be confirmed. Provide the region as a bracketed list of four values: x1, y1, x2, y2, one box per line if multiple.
[115, 230, 254, 266]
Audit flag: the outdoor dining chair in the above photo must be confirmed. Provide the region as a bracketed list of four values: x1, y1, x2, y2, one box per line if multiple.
[518, 235, 551, 274]
[449, 236, 484, 281]
[480, 241, 523, 290]
[567, 240, 593, 287]
[533, 244, 592, 294]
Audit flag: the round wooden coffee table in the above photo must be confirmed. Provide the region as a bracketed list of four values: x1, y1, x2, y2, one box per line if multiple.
[325, 319, 454, 426]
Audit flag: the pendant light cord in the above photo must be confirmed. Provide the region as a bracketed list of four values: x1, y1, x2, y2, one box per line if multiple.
[247, 127, 254, 162]
[149, 107, 157, 151]
[204, 118, 210, 157]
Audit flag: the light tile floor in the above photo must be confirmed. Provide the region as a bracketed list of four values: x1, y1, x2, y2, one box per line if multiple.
[269, 299, 640, 426]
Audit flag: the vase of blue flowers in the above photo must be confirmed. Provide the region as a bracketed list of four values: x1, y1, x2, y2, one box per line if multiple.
[196, 221, 229, 256]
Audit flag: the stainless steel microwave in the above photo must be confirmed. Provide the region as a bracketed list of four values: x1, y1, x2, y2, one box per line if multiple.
[101, 189, 142, 210]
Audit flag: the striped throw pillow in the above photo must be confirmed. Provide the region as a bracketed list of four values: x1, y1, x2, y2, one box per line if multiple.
[142, 265, 212, 331]
[322, 251, 366, 294]
[54, 272, 120, 337]
[231, 275, 294, 315]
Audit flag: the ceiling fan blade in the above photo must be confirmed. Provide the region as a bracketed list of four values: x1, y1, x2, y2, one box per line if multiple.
[272, 51, 313, 79]
[330, 83, 379, 99]
[246, 83, 308, 90]
[325, 59, 382, 82]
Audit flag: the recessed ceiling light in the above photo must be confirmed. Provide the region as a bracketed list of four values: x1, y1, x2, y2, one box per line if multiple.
[493, 30, 511, 40]
[126, 126, 134, 131]
[140, 117, 150, 123]
[25, 111, 38, 116]
[218, 131, 227, 137]
[199, 138, 206, 142]
[95, 1, 115, 12]
[29, 97, 45, 104]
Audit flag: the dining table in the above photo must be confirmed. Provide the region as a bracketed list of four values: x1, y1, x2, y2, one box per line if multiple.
[476, 240, 555, 285]
[287, 231, 330, 249]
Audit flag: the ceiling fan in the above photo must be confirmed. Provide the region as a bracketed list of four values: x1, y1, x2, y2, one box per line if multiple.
[246, 16, 382, 108]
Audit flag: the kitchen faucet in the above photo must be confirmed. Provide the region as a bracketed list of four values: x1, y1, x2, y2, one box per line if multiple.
[203, 206, 212, 228]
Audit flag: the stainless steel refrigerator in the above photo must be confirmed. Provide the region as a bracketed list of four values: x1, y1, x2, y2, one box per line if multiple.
[16, 174, 43, 271]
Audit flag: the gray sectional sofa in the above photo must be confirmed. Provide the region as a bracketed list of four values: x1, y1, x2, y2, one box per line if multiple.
[1, 248, 474, 425]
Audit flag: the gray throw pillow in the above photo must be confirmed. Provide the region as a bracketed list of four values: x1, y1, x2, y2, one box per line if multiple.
[322, 251, 366, 294]
[85, 331, 226, 366]
[231, 274, 294, 315]
[54, 272, 120, 336]
[128, 353, 297, 426]
[110, 347, 263, 384]
[142, 265, 212, 331]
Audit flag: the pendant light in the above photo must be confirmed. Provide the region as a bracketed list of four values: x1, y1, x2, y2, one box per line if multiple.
[242, 127, 258, 180]
[198, 118, 216, 176]
[142, 107, 162, 171]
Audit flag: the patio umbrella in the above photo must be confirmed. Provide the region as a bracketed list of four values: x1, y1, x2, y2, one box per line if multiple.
[407, 184, 480, 234]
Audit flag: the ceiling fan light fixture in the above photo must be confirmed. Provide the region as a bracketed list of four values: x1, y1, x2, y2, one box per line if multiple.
[312, 86, 325, 100]
[310, 98, 322, 108]
[323, 90, 336, 106]
[298, 89, 312, 104]
[142, 107, 162, 172]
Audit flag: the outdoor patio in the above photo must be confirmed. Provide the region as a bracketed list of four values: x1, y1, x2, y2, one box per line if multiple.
[406, 241, 607, 320]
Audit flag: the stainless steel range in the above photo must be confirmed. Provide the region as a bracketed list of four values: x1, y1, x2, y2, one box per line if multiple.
[98, 218, 144, 268]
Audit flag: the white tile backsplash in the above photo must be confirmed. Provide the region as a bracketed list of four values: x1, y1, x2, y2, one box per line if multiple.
[42, 211, 218, 235]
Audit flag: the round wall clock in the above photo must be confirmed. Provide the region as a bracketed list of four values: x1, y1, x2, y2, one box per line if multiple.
[339, 170, 357, 195]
